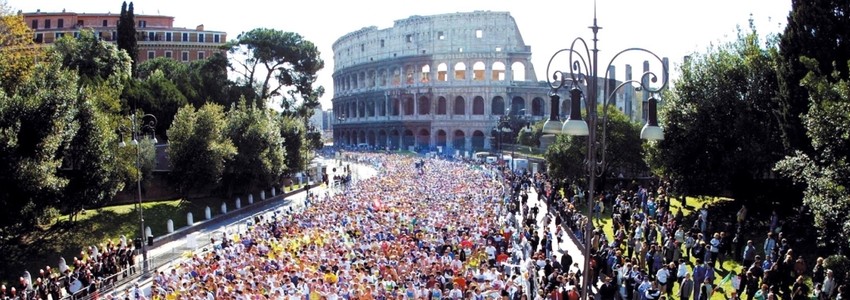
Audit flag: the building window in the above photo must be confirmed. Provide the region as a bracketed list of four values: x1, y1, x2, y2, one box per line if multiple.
[97, 31, 103, 40]
[34, 33, 43, 43]
[45, 19, 51, 29]
[495, 47, 502, 52]
[406, 34, 413, 43]
[148, 32, 155, 41]
[198, 52, 205, 60]
[73, 32, 79, 39]
[57, 19, 64, 28]
[182, 32, 188, 42]
[166, 32, 172, 41]
[214, 34, 220, 43]
[165, 51, 172, 58]
[198, 33, 205, 43]
[112, 31, 117, 41]
[102, 20, 108, 27]
[148, 51, 155, 59]
[438, 31, 445, 40]
[475, 29, 483, 38]
[54, 32, 64, 39]
[138, 20, 146, 28]
[31, 19, 37, 29]
[380, 39, 385, 47]
[458, 47, 463, 53]
[361, 44, 365, 52]
[181, 51, 189, 62]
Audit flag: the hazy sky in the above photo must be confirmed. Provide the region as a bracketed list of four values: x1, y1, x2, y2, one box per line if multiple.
[13, 0, 792, 109]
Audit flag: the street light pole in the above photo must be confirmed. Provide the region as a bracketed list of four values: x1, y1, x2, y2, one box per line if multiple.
[120, 113, 157, 277]
[540, 3, 668, 299]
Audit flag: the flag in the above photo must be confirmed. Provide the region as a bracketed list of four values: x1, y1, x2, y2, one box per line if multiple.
[718, 271, 735, 286]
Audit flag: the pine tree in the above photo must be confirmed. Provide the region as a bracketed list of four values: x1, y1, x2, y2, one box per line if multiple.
[774, 0, 850, 155]
[117, 1, 138, 72]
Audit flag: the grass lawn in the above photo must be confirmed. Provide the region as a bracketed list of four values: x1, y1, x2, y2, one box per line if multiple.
[0, 196, 225, 286]
[591, 196, 745, 300]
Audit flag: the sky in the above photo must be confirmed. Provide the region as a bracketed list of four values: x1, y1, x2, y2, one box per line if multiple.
[12, 0, 793, 110]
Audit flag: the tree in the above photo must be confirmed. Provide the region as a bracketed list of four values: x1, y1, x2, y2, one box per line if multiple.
[649, 28, 784, 199]
[53, 29, 133, 86]
[775, 58, 850, 252]
[123, 70, 188, 139]
[545, 107, 646, 186]
[0, 59, 79, 229]
[223, 100, 286, 195]
[117, 1, 138, 71]
[61, 97, 124, 222]
[0, 1, 43, 94]
[279, 115, 305, 173]
[229, 28, 324, 115]
[167, 103, 236, 198]
[774, 0, 850, 156]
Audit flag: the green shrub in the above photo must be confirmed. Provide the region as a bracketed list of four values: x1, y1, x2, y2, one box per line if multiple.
[824, 255, 850, 284]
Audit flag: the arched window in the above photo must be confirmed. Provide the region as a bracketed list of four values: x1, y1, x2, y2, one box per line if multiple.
[454, 96, 465, 115]
[437, 63, 448, 81]
[437, 97, 447, 115]
[472, 96, 484, 115]
[392, 68, 401, 86]
[421, 65, 431, 83]
[472, 61, 486, 81]
[491, 96, 505, 115]
[404, 97, 414, 115]
[531, 97, 545, 116]
[454, 62, 466, 80]
[418, 96, 430, 115]
[511, 62, 526, 81]
[492, 62, 506, 81]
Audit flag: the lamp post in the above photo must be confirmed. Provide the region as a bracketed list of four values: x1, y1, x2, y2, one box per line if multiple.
[119, 113, 157, 277]
[541, 4, 668, 299]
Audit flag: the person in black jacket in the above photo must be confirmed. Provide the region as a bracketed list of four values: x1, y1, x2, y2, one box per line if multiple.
[598, 275, 618, 300]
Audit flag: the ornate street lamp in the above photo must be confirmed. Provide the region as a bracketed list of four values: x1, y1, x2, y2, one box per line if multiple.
[541, 4, 669, 299]
[118, 113, 157, 276]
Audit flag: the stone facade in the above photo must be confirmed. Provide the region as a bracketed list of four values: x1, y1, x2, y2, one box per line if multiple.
[331, 11, 552, 153]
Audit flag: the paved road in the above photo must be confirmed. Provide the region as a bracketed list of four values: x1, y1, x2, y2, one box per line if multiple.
[106, 157, 378, 298]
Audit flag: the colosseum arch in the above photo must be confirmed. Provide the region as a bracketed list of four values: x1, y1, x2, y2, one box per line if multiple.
[358, 130, 366, 144]
[531, 97, 545, 116]
[379, 69, 388, 86]
[366, 100, 375, 117]
[377, 130, 387, 147]
[561, 97, 570, 119]
[437, 63, 448, 81]
[377, 98, 386, 116]
[454, 96, 465, 115]
[348, 102, 356, 118]
[402, 129, 415, 149]
[437, 97, 447, 115]
[404, 64, 415, 85]
[392, 68, 401, 86]
[404, 97, 414, 115]
[454, 62, 466, 80]
[453, 130, 466, 150]
[471, 130, 486, 150]
[358, 101, 366, 117]
[511, 62, 526, 81]
[421, 64, 431, 83]
[472, 96, 485, 115]
[367, 130, 376, 145]
[472, 61, 486, 81]
[492, 62, 506, 81]
[491, 96, 505, 115]
[389, 129, 400, 149]
[418, 96, 431, 115]
[367, 70, 376, 87]
[391, 98, 400, 116]
[358, 72, 366, 89]
[436, 129, 447, 149]
[417, 128, 430, 148]
[511, 96, 525, 114]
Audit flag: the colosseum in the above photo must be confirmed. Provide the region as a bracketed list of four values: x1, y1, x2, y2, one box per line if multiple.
[331, 11, 552, 154]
